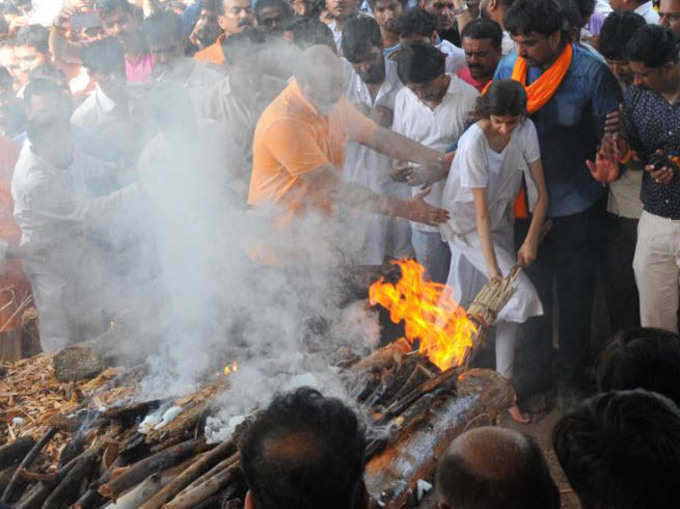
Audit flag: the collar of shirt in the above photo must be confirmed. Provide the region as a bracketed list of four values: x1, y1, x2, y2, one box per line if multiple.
[346, 58, 401, 107]
[383, 42, 401, 58]
[288, 78, 323, 117]
[634, 1, 659, 22]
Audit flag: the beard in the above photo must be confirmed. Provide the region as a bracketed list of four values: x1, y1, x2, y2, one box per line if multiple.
[384, 18, 398, 32]
[359, 62, 386, 84]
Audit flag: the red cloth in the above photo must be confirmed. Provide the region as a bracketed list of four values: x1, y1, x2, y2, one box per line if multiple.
[456, 67, 488, 94]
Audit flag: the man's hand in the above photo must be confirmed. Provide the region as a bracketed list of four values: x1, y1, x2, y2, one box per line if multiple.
[488, 264, 503, 282]
[604, 105, 623, 136]
[646, 149, 676, 185]
[517, 239, 538, 268]
[586, 148, 620, 183]
[392, 161, 448, 187]
[394, 187, 450, 226]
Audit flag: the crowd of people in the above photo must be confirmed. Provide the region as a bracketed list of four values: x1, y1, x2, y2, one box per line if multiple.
[0, 0, 679, 503]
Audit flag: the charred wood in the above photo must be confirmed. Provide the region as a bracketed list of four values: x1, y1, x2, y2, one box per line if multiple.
[0, 437, 35, 470]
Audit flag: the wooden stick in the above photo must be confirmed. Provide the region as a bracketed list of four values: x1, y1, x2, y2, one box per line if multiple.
[1, 426, 57, 503]
[98, 439, 210, 502]
[13, 481, 53, 509]
[17, 447, 85, 482]
[163, 465, 242, 509]
[42, 448, 100, 509]
[0, 437, 35, 470]
[184, 452, 240, 492]
[139, 440, 237, 509]
[101, 473, 163, 509]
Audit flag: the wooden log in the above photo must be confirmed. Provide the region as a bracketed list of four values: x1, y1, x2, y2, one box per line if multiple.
[0, 437, 35, 470]
[17, 447, 85, 482]
[14, 481, 53, 509]
[73, 456, 125, 509]
[163, 465, 242, 509]
[1, 427, 57, 503]
[184, 453, 240, 493]
[41, 448, 99, 509]
[139, 440, 237, 509]
[0, 466, 15, 494]
[102, 473, 163, 509]
[58, 432, 87, 468]
[102, 400, 162, 425]
[98, 439, 210, 501]
[53, 345, 105, 382]
[364, 369, 514, 509]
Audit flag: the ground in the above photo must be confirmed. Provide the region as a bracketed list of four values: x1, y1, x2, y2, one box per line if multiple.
[418, 409, 582, 508]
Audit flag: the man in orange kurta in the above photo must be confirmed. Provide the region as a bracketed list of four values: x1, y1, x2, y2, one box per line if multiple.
[194, 0, 255, 66]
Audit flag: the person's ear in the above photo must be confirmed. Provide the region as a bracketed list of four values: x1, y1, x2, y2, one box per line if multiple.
[548, 29, 561, 52]
[245, 490, 256, 509]
[430, 30, 438, 43]
[488, 0, 498, 12]
[217, 14, 228, 32]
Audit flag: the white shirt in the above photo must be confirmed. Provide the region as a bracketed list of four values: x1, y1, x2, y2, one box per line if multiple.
[71, 83, 118, 130]
[392, 74, 478, 232]
[437, 39, 467, 74]
[440, 119, 540, 239]
[594, 0, 613, 15]
[328, 20, 344, 54]
[502, 31, 515, 56]
[635, 1, 660, 23]
[12, 142, 138, 261]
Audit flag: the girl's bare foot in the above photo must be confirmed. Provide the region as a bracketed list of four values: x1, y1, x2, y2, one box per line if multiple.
[508, 404, 530, 424]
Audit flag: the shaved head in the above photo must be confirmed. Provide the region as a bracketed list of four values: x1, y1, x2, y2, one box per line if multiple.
[295, 45, 345, 115]
[436, 426, 559, 509]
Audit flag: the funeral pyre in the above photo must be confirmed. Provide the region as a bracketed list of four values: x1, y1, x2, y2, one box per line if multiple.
[0, 260, 517, 509]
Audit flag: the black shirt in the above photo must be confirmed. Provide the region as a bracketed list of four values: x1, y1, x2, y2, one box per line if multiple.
[623, 85, 680, 219]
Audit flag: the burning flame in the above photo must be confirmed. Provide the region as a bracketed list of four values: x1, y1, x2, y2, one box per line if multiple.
[216, 361, 239, 377]
[369, 259, 477, 371]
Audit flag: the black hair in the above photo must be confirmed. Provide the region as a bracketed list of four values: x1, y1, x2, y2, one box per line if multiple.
[82, 37, 126, 77]
[571, 0, 595, 24]
[143, 10, 183, 46]
[396, 42, 445, 83]
[23, 77, 70, 108]
[460, 18, 503, 49]
[200, 0, 220, 10]
[241, 387, 366, 509]
[556, 0, 583, 29]
[626, 24, 679, 68]
[0, 67, 11, 94]
[553, 390, 680, 509]
[395, 8, 437, 38]
[14, 24, 49, 54]
[285, 16, 336, 53]
[342, 14, 383, 63]
[475, 79, 527, 117]
[503, 0, 567, 37]
[94, 0, 131, 13]
[599, 11, 645, 60]
[28, 63, 69, 90]
[221, 26, 266, 62]
[367, 0, 408, 9]
[255, 0, 294, 18]
[437, 430, 560, 509]
[596, 328, 680, 407]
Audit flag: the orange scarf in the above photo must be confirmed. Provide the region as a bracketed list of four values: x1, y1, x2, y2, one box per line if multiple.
[483, 44, 573, 218]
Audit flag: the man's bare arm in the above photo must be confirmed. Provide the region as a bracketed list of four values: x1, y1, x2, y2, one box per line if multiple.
[363, 126, 445, 169]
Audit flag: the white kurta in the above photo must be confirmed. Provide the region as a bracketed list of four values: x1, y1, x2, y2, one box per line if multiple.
[392, 74, 478, 233]
[440, 120, 543, 323]
[437, 39, 467, 74]
[342, 59, 413, 264]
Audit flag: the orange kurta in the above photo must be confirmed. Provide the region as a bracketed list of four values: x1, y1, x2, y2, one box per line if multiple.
[248, 79, 377, 222]
[194, 33, 227, 67]
[0, 137, 34, 355]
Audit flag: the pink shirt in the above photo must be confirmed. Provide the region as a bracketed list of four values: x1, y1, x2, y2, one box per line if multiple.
[125, 53, 154, 84]
[456, 67, 487, 94]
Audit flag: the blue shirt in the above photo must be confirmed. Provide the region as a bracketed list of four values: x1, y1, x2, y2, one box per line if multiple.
[493, 44, 622, 217]
[623, 85, 680, 219]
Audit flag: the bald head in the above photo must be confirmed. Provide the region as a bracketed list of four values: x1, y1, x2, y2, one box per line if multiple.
[436, 427, 559, 509]
[295, 45, 345, 115]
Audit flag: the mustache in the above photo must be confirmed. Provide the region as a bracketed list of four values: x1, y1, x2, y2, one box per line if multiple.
[238, 19, 252, 27]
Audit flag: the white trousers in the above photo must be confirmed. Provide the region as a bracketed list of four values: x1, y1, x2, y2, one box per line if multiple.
[633, 211, 680, 332]
[446, 229, 543, 380]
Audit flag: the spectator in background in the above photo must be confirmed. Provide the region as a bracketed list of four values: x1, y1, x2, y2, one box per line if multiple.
[436, 427, 560, 509]
[289, 0, 324, 17]
[194, 0, 255, 67]
[494, 0, 621, 400]
[479, 0, 516, 54]
[597, 327, 680, 406]
[553, 390, 680, 509]
[325, 0, 361, 52]
[12, 24, 49, 88]
[255, 0, 294, 34]
[609, 0, 659, 23]
[341, 15, 413, 265]
[612, 25, 680, 332]
[368, 0, 407, 56]
[393, 43, 478, 284]
[419, 0, 474, 46]
[188, 0, 223, 54]
[0, 41, 16, 89]
[395, 8, 466, 73]
[598, 11, 645, 335]
[659, 0, 680, 40]
[283, 16, 337, 52]
[0, 67, 13, 107]
[457, 18, 502, 92]
[242, 387, 369, 509]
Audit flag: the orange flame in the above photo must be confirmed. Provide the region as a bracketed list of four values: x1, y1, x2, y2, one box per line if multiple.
[369, 259, 477, 371]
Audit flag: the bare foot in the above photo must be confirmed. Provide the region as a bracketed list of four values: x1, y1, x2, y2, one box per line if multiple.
[508, 404, 530, 424]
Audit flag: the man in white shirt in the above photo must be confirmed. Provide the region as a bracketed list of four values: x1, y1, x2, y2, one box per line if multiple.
[610, 0, 660, 23]
[13, 79, 138, 352]
[395, 8, 466, 73]
[392, 43, 478, 283]
[325, 0, 361, 52]
[341, 15, 413, 264]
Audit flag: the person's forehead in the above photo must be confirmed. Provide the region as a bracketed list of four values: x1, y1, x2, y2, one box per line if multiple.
[462, 36, 493, 48]
[628, 60, 653, 72]
[224, 0, 251, 9]
[512, 31, 544, 42]
[374, 0, 402, 8]
[427, 0, 454, 7]
[659, 0, 680, 9]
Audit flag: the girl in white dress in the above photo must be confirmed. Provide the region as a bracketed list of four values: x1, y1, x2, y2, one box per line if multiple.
[440, 80, 549, 423]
